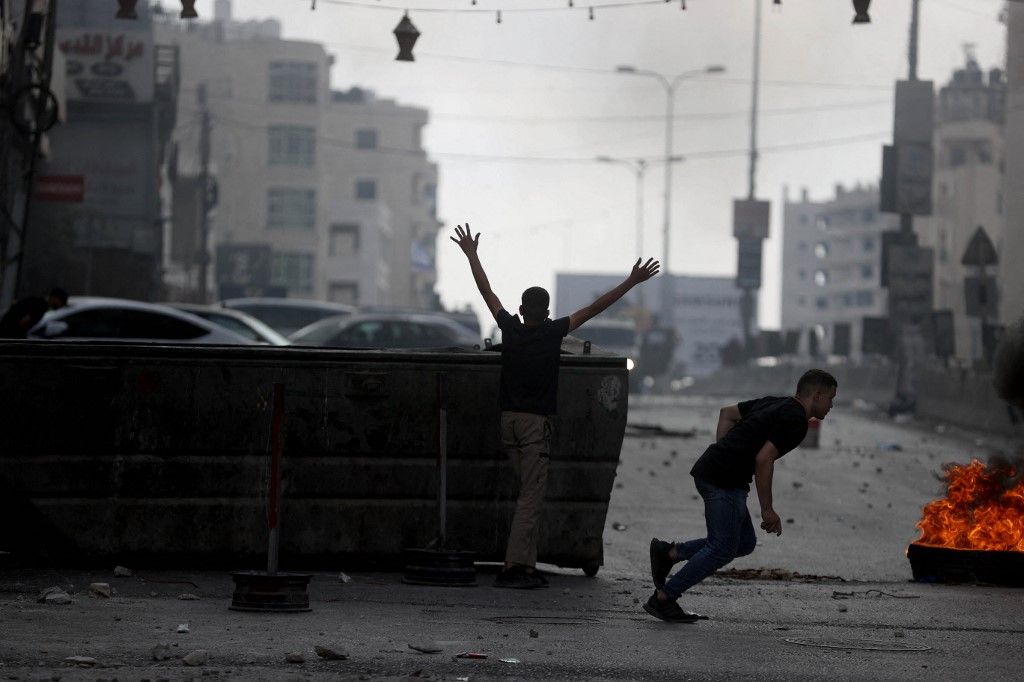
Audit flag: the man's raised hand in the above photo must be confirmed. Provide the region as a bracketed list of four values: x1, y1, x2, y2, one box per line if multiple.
[628, 257, 660, 284]
[450, 224, 480, 256]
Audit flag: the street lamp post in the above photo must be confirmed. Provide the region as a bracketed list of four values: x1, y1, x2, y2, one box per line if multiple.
[615, 64, 725, 328]
[596, 155, 684, 310]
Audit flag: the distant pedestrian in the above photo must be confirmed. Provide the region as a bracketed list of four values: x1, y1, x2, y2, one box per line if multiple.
[644, 369, 838, 622]
[451, 223, 659, 589]
[47, 287, 68, 310]
[0, 296, 49, 338]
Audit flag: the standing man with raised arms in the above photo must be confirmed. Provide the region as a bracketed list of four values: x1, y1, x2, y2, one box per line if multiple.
[451, 223, 660, 588]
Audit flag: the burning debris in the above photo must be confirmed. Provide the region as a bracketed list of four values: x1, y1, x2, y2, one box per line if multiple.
[915, 458, 1024, 552]
[908, 457, 1024, 586]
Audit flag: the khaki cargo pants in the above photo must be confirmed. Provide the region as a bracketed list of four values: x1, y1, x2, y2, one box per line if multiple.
[500, 411, 553, 568]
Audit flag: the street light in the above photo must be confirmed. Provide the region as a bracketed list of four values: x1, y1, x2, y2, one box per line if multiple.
[597, 155, 684, 312]
[615, 63, 726, 326]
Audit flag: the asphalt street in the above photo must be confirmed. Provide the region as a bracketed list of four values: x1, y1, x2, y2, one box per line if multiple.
[1, 394, 1022, 681]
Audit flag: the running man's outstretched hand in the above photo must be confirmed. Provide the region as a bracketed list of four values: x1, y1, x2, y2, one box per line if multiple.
[628, 257, 660, 284]
[450, 224, 480, 257]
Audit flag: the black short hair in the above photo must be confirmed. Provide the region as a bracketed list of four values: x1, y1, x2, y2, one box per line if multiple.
[796, 369, 837, 397]
[521, 286, 549, 322]
[48, 287, 68, 304]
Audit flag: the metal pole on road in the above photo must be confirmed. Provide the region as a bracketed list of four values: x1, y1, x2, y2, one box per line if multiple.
[614, 64, 725, 327]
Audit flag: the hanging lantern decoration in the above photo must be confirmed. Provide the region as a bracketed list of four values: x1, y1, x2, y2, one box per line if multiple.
[496, 10, 502, 24]
[180, 0, 198, 19]
[394, 12, 420, 62]
[852, 0, 870, 24]
[589, 7, 594, 20]
[116, 0, 138, 19]
[680, 0, 686, 9]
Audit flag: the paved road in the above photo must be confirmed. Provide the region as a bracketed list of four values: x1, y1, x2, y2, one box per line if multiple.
[1, 394, 1021, 680]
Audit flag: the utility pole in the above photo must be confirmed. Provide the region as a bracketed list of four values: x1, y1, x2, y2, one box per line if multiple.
[1, 0, 60, 308]
[739, 0, 763, 354]
[197, 82, 211, 303]
[733, 0, 768, 360]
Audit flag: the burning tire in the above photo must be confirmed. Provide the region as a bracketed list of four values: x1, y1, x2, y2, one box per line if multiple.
[907, 542, 1024, 586]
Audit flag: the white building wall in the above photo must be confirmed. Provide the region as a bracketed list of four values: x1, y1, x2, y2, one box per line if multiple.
[780, 185, 892, 359]
[157, 11, 439, 306]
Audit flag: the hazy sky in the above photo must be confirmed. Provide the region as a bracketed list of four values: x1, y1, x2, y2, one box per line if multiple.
[194, 0, 1006, 328]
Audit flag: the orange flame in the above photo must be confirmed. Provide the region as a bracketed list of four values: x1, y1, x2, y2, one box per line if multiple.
[915, 459, 1024, 552]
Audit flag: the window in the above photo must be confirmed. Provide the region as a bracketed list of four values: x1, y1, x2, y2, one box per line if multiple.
[856, 290, 874, 307]
[329, 223, 360, 257]
[355, 179, 377, 201]
[814, 242, 829, 259]
[861, 264, 874, 279]
[329, 281, 359, 305]
[270, 252, 315, 291]
[797, 296, 807, 306]
[203, 313, 261, 342]
[355, 129, 378, 149]
[814, 269, 829, 287]
[267, 188, 316, 230]
[268, 61, 317, 104]
[412, 123, 423, 149]
[411, 173, 421, 203]
[815, 216, 830, 230]
[268, 125, 315, 167]
[816, 297, 828, 310]
[862, 236, 875, 252]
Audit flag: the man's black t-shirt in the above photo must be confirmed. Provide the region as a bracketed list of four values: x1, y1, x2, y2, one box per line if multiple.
[690, 396, 808, 491]
[496, 309, 571, 415]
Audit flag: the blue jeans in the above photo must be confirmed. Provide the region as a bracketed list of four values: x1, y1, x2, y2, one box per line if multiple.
[662, 477, 757, 599]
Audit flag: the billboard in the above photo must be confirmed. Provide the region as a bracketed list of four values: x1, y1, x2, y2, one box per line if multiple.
[732, 199, 770, 239]
[735, 237, 763, 290]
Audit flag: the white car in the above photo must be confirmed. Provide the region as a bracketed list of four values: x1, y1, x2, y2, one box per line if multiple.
[28, 297, 255, 345]
[167, 303, 290, 346]
[289, 313, 481, 350]
[221, 297, 357, 337]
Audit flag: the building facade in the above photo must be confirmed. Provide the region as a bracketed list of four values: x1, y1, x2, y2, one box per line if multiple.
[156, 0, 439, 306]
[19, 2, 177, 302]
[780, 185, 893, 360]
[915, 54, 1006, 363]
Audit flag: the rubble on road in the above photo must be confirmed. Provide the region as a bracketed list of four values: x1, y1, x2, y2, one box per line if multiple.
[716, 568, 846, 582]
[151, 643, 174, 661]
[176, 623, 190, 633]
[408, 642, 443, 654]
[177, 592, 199, 600]
[314, 644, 349, 660]
[286, 651, 305, 663]
[89, 582, 112, 598]
[63, 655, 97, 666]
[113, 565, 133, 577]
[38, 586, 72, 605]
[182, 649, 209, 666]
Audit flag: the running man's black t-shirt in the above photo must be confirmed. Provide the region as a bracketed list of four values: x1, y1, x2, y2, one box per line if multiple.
[689, 396, 808, 491]
[496, 309, 571, 415]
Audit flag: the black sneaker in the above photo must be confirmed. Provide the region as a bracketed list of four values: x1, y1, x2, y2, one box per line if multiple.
[495, 566, 545, 589]
[642, 592, 698, 623]
[649, 538, 674, 589]
[530, 570, 550, 588]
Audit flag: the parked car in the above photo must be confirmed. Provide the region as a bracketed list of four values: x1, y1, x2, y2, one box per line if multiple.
[220, 297, 357, 337]
[359, 305, 481, 336]
[289, 313, 481, 350]
[167, 303, 290, 346]
[28, 297, 254, 345]
[570, 318, 640, 370]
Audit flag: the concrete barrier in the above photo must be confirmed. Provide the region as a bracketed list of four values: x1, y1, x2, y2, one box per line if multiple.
[0, 343, 628, 574]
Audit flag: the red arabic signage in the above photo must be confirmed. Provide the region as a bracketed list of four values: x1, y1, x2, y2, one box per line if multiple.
[58, 29, 153, 102]
[35, 175, 85, 203]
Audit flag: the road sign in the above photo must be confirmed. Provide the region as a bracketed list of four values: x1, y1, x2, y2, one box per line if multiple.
[893, 80, 935, 145]
[961, 226, 998, 267]
[34, 175, 84, 202]
[964, 275, 999, 318]
[887, 244, 934, 324]
[732, 199, 770, 239]
[735, 237, 763, 290]
[880, 143, 933, 216]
